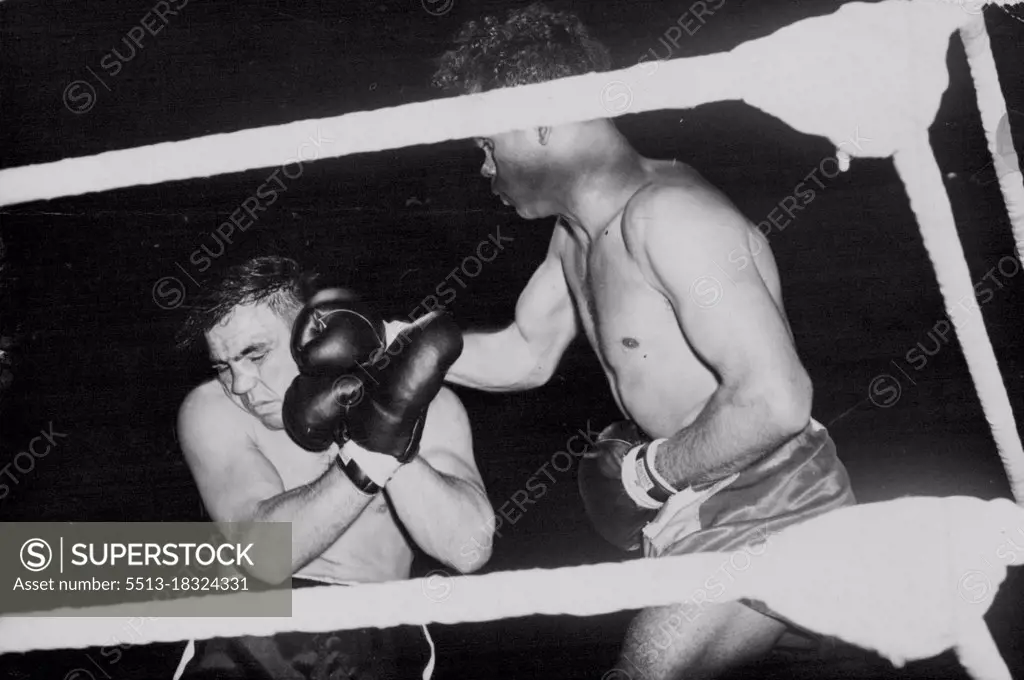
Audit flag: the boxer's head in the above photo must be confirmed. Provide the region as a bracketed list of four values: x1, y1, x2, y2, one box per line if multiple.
[177, 256, 314, 429]
[433, 3, 623, 220]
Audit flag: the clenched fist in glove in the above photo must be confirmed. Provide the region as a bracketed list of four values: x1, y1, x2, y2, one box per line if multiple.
[282, 289, 387, 451]
[577, 420, 680, 551]
[336, 312, 464, 494]
[290, 288, 387, 375]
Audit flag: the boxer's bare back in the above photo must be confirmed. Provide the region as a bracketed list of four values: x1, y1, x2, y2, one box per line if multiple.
[556, 159, 788, 440]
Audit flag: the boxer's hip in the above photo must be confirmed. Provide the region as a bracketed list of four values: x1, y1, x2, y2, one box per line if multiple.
[176, 577, 431, 680]
[643, 419, 856, 559]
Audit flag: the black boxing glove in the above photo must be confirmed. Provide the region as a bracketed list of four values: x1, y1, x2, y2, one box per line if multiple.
[282, 373, 363, 451]
[282, 289, 386, 451]
[290, 288, 386, 375]
[577, 421, 680, 551]
[336, 312, 463, 494]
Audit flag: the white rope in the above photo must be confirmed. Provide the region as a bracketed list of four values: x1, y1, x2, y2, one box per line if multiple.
[894, 135, 1024, 502]
[959, 16, 1024, 258]
[0, 0, 980, 207]
[1, 496, 1021, 680]
[0, 1, 1013, 209]
[954, 16, 1024, 502]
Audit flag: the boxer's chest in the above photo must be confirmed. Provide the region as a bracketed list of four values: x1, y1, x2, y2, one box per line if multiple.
[562, 228, 692, 362]
[560, 228, 719, 437]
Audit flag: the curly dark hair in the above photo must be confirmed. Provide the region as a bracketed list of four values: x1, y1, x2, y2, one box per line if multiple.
[432, 2, 611, 94]
[175, 256, 318, 352]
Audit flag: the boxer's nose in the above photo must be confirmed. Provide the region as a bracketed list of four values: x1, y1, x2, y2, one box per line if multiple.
[229, 365, 258, 396]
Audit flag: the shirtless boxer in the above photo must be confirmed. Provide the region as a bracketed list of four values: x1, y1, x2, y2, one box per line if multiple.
[432, 5, 855, 679]
[174, 256, 494, 679]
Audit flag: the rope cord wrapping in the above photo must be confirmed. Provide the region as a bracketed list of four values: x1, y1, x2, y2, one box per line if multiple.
[1, 496, 1022, 680]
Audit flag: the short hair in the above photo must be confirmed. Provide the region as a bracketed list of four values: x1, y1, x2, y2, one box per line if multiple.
[175, 256, 317, 352]
[432, 2, 611, 95]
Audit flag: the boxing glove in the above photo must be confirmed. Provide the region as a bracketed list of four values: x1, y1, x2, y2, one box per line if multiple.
[282, 288, 385, 451]
[282, 373, 364, 452]
[577, 421, 679, 552]
[337, 312, 464, 494]
[290, 288, 386, 375]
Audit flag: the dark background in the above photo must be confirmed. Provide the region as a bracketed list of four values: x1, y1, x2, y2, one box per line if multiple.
[2, 0, 1024, 678]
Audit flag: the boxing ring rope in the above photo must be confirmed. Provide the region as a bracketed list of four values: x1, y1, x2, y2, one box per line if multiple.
[960, 13, 1024, 257]
[2, 1, 1024, 679]
[2, 496, 1023, 680]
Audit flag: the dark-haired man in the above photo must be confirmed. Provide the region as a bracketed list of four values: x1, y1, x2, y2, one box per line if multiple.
[173, 256, 495, 679]
[434, 4, 855, 679]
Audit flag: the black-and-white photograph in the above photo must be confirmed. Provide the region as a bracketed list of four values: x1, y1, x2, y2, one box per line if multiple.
[1, 0, 1023, 678]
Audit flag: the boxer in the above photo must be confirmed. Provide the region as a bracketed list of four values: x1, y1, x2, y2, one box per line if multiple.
[433, 5, 855, 679]
[174, 256, 494, 679]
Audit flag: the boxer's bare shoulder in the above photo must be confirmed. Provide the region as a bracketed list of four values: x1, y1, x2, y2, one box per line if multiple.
[177, 379, 283, 524]
[178, 379, 256, 456]
[618, 165, 788, 329]
[623, 161, 757, 252]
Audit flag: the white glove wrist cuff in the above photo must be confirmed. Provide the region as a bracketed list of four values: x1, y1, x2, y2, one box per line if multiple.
[621, 443, 667, 510]
[645, 439, 681, 496]
[342, 441, 402, 487]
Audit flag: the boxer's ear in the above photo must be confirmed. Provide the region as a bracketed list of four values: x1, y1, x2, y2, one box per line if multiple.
[537, 126, 551, 146]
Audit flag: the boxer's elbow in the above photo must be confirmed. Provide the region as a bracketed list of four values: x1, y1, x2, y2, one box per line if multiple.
[489, 332, 551, 390]
[231, 522, 296, 587]
[449, 507, 495, 574]
[519, 354, 559, 390]
[247, 563, 293, 587]
[761, 367, 813, 437]
[730, 366, 811, 441]
[504, 316, 573, 390]
[519, 333, 570, 390]
[452, 543, 492, 574]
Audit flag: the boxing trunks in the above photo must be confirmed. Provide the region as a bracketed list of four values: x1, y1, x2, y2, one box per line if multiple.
[173, 578, 433, 680]
[640, 418, 856, 620]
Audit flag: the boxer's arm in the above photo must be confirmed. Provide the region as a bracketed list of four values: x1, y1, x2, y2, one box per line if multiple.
[446, 229, 577, 391]
[626, 186, 813, 488]
[385, 387, 495, 573]
[177, 384, 375, 583]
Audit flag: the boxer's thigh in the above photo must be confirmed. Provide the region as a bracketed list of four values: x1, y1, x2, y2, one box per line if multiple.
[619, 601, 786, 680]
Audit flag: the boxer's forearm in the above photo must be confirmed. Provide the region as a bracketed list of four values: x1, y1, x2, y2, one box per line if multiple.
[247, 463, 374, 581]
[387, 458, 495, 573]
[446, 327, 555, 391]
[655, 384, 810, 488]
